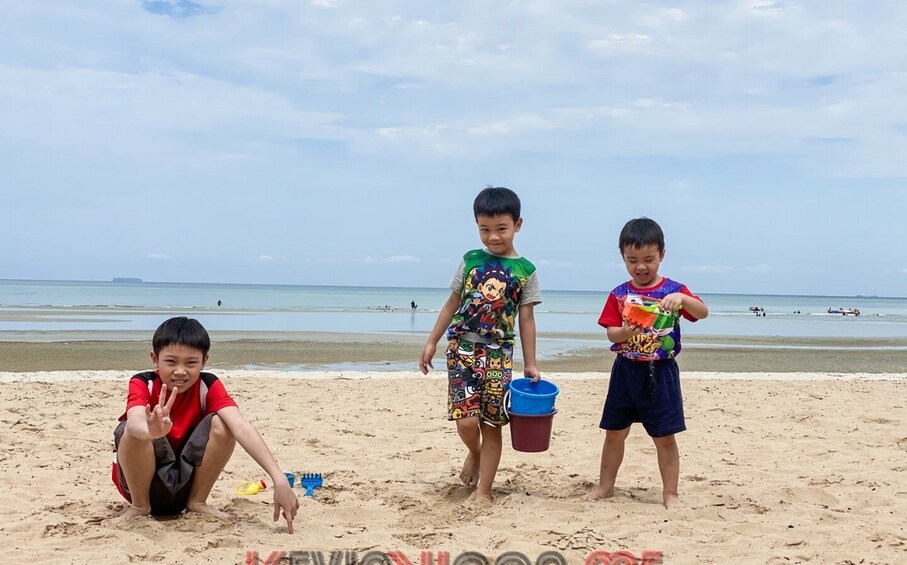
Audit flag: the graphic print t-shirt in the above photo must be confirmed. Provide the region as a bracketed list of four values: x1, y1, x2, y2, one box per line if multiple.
[447, 249, 541, 345]
[598, 278, 701, 361]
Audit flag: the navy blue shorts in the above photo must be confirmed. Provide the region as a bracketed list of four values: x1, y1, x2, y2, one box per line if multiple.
[599, 355, 686, 438]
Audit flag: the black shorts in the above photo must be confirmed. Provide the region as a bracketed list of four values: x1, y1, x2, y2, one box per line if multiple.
[599, 355, 686, 438]
[112, 414, 214, 516]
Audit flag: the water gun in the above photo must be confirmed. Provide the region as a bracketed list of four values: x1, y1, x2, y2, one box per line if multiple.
[235, 479, 267, 495]
[621, 298, 679, 331]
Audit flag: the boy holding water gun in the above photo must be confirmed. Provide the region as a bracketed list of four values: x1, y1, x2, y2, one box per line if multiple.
[584, 218, 708, 508]
[419, 187, 542, 503]
[111, 317, 299, 531]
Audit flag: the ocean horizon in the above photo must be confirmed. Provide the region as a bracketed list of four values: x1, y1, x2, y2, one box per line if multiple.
[2, 278, 906, 339]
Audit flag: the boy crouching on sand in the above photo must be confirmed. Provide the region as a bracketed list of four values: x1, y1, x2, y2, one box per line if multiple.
[111, 317, 299, 531]
[584, 218, 708, 508]
[419, 186, 542, 503]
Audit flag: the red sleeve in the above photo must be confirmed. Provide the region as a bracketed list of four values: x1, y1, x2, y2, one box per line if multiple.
[121, 376, 153, 420]
[679, 285, 702, 322]
[598, 293, 623, 328]
[205, 378, 238, 415]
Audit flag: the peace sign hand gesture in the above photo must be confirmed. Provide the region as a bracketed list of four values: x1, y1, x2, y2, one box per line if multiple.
[145, 383, 178, 439]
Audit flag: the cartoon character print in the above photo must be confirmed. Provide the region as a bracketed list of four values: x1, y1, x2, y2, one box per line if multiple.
[618, 295, 678, 359]
[481, 346, 510, 421]
[446, 340, 513, 424]
[452, 261, 524, 342]
[446, 340, 460, 370]
[447, 365, 481, 418]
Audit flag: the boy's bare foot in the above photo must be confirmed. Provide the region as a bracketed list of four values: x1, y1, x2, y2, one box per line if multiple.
[460, 452, 480, 486]
[581, 485, 614, 501]
[663, 494, 681, 509]
[473, 491, 494, 505]
[104, 505, 151, 526]
[186, 501, 232, 520]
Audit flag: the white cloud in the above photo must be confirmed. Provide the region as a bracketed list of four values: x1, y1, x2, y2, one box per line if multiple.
[467, 114, 557, 137]
[146, 253, 169, 260]
[588, 33, 652, 50]
[0, 66, 346, 161]
[258, 255, 273, 261]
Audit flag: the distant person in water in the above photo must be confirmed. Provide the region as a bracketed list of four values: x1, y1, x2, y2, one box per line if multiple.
[411, 301, 417, 312]
[217, 300, 222, 307]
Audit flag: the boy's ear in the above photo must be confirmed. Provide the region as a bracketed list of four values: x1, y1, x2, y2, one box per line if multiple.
[202, 354, 209, 367]
[660, 248, 666, 260]
[515, 217, 523, 231]
[150, 351, 159, 368]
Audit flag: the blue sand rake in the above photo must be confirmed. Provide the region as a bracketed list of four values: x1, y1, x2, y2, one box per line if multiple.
[299, 473, 324, 497]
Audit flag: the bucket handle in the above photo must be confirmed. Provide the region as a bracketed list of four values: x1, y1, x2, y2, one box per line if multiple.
[502, 388, 511, 418]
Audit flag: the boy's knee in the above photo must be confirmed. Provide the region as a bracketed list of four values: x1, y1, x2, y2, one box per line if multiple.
[455, 416, 479, 432]
[652, 434, 677, 450]
[209, 415, 235, 444]
[605, 427, 631, 443]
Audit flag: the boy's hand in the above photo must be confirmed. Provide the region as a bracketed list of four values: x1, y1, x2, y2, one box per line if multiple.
[524, 365, 541, 383]
[272, 483, 300, 534]
[419, 342, 437, 375]
[660, 293, 685, 312]
[145, 383, 178, 439]
[623, 320, 643, 337]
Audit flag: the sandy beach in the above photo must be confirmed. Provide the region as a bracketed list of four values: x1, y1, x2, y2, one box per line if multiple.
[0, 363, 904, 564]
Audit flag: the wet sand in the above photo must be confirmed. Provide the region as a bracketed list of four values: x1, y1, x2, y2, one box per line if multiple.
[0, 332, 904, 373]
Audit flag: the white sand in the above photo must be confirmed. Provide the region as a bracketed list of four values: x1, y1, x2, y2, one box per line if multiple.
[0, 371, 904, 564]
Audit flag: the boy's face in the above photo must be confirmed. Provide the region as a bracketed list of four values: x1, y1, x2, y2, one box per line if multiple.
[150, 343, 208, 394]
[621, 243, 665, 288]
[476, 214, 522, 256]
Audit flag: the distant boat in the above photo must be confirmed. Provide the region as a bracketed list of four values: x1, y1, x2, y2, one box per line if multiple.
[748, 306, 764, 312]
[112, 277, 143, 283]
[827, 307, 860, 316]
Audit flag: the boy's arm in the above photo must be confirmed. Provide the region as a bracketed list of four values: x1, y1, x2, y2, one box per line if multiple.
[419, 291, 461, 375]
[661, 293, 709, 320]
[216, 406, 300, 533]
[518, 303, 540, 382]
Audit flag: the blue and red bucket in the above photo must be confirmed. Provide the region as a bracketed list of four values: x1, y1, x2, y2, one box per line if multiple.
[506, 378, 559, 452]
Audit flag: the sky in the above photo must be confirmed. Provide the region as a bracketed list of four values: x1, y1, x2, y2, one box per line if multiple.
[1, 1, 905, 296]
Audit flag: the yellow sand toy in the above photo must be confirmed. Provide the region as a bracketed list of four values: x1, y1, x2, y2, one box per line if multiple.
[235, 479, 267, 495]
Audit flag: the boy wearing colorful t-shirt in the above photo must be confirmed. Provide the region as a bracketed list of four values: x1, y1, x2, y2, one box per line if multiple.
[584, 218, 708, 508]
[419, 187, 542, 503]
[111, 317, 299, 530]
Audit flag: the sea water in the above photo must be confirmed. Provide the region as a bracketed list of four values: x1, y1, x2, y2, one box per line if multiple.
[1, 279, 905, 339]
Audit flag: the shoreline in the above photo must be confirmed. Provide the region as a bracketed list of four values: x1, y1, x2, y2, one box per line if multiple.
[0, 332, 905, 373]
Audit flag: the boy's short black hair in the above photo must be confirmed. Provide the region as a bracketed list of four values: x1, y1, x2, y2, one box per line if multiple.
[152, 317, 211, 356]
[619, 217, 665, 253]
[473, 186, 521, 222]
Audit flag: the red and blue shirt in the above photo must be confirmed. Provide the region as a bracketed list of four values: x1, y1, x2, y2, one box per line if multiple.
[598, 278, 701, 361]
